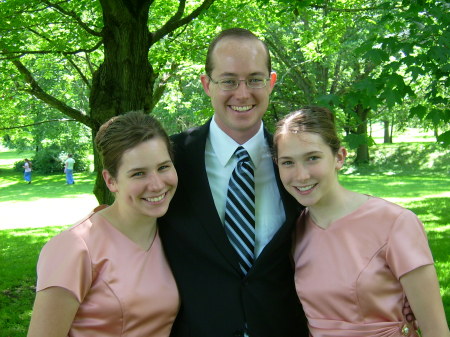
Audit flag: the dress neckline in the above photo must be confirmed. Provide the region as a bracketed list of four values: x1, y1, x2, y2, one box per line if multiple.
[307, 195, 375, 230]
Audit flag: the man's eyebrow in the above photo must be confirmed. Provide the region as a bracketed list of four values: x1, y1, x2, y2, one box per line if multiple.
[216, 71, 266, 77]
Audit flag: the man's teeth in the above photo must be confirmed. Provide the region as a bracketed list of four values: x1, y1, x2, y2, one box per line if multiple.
[145, 194, 165, 202]
[298, 184, 315, 191]
[231, 105, 252, 111]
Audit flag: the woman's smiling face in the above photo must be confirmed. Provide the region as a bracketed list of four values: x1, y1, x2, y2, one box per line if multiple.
[104, 137, 178, 221]
[276, 132, 344, 208]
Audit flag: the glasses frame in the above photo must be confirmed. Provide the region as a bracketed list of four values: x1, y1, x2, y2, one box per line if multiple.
[207, 76, 271, 91]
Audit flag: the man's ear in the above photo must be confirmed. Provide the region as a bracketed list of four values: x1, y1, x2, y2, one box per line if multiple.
[269, 71, 277, 88]
[200, 74, 212, 97]
[102, 169, 118, 193]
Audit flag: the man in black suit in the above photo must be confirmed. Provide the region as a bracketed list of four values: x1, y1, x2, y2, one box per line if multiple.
[159, 28, 308, 337]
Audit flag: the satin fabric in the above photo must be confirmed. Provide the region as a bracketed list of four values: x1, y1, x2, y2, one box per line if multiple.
[36, 209, 179, 337]
[293, 197, 432, 337]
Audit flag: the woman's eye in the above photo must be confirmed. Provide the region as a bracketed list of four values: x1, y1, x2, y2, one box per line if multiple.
[158, 164, 172, 171]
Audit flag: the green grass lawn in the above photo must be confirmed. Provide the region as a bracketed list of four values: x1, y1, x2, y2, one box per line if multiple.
[1, 144, 449, 335]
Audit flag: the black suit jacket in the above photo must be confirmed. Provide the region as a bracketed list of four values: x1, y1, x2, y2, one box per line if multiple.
[159, 120, 308, 337]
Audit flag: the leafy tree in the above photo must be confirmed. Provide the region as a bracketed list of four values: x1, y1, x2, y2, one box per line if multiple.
[257, 0, 449, 163]
[0, 0, 215, 204]
[355, 0, 450, 145]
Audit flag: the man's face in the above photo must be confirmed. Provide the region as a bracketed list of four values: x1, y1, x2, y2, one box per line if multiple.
[201, 38, 276, 144]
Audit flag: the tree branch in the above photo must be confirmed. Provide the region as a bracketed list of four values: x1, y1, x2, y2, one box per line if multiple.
[0, 119, 78, 131]
[65, 55, 92, 89]
[152, 0, 216, 45]
[265, 35, 315, 102]
[8, 56, 95, 128]
[41, 0, 102, 37]
[310, 3, 403, 13]
[0, 39, 103, 60]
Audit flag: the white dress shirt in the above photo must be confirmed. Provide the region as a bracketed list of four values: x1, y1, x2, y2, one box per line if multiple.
[205, 118, 286, 258]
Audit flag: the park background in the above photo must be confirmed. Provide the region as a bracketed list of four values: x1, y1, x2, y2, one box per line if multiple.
[0, 0, 449, 335]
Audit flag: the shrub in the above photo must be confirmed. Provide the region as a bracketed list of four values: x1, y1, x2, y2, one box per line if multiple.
[32, 147, 63, 174]
[60, 153, 90, 172]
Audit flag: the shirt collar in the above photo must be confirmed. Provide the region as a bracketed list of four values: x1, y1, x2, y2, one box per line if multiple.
[208, 118, 265, 168]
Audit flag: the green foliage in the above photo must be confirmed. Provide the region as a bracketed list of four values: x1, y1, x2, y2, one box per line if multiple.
[11, 148, 91, 174]
[344, 142, 450, 176]
[1, 0, 449, 201]
[28, 147, 62, 174]
[356, 0, 450, 136]
[0, 226, 69, 337]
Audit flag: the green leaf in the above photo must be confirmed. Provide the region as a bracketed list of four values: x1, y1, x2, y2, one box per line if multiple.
[365, 49, 389, 65]
[409, 105, 427, 119]
[316, 94, 340, 107]
[343, 134, 373, 150]
[437, 130, 450, 147]
[426, 109, 444, 126]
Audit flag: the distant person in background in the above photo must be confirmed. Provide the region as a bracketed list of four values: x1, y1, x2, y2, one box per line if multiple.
[23, 158, 32, 184]
[27, 111, 180, 337]
[273, 106, 450, 337]
[64, 154, 76, 185]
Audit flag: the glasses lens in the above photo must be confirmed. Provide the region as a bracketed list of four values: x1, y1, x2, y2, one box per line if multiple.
[215, 77, 268, 90]
[219, 79, 238, 90]
[247, 78, 267, 88]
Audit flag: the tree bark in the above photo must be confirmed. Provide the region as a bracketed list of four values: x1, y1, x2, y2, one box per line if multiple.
[355, 104, 370, 164]
[88, 0, 154, 204]
[383, 120, 391, 143]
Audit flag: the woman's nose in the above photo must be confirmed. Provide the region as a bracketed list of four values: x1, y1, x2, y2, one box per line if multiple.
[146, 174, 164, 190]
[295, 165, 310, 181]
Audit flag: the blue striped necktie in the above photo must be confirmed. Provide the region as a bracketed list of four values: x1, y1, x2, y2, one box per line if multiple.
[224, 146, 255, 275]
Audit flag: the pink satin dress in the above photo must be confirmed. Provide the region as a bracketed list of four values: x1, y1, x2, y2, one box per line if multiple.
[36, 209, 180, 337]
[293, 197, 433, 337]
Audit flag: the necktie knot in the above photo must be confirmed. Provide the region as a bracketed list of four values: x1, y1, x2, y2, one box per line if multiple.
[235, 146, 253, 167]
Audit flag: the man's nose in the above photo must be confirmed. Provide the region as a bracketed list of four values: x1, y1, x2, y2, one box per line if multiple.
[234, 80, 251, 98]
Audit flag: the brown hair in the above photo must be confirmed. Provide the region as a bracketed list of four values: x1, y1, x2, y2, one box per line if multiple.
[273, 106, 341, 159]
[95, 111, 172, 178]
[205, 28, 272, 77]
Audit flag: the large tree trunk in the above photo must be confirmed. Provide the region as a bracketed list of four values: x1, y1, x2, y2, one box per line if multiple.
[355, 104, 370, 164]
[91, 0, 154, 204]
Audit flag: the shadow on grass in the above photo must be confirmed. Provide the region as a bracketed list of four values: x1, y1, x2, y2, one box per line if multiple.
[344, 143, 450, 176]
[404, 197, 450, 322]
[0, 226, 67, 337]
[0, 171, 97, 202]
[339, 175, 450, 200]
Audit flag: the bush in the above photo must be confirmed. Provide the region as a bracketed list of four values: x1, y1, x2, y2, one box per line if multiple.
[13, 150, 91, 174]
[32, 147, 63, 174]
[13, 160, 26, 173]
[59, 153, 90, 172]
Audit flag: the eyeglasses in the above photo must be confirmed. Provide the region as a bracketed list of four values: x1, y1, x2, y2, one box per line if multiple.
[208, 76, 271, 91]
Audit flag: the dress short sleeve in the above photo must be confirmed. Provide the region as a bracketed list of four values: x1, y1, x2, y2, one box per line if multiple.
[36, 230, 92, 302]
[386, 209, 434, 279]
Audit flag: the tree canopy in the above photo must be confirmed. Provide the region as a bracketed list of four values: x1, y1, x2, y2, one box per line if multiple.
[1, 0, 448, 203]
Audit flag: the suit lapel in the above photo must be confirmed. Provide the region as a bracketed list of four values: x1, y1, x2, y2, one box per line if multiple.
[179, 121, 242, 273]
[249, 129, 301, 269]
